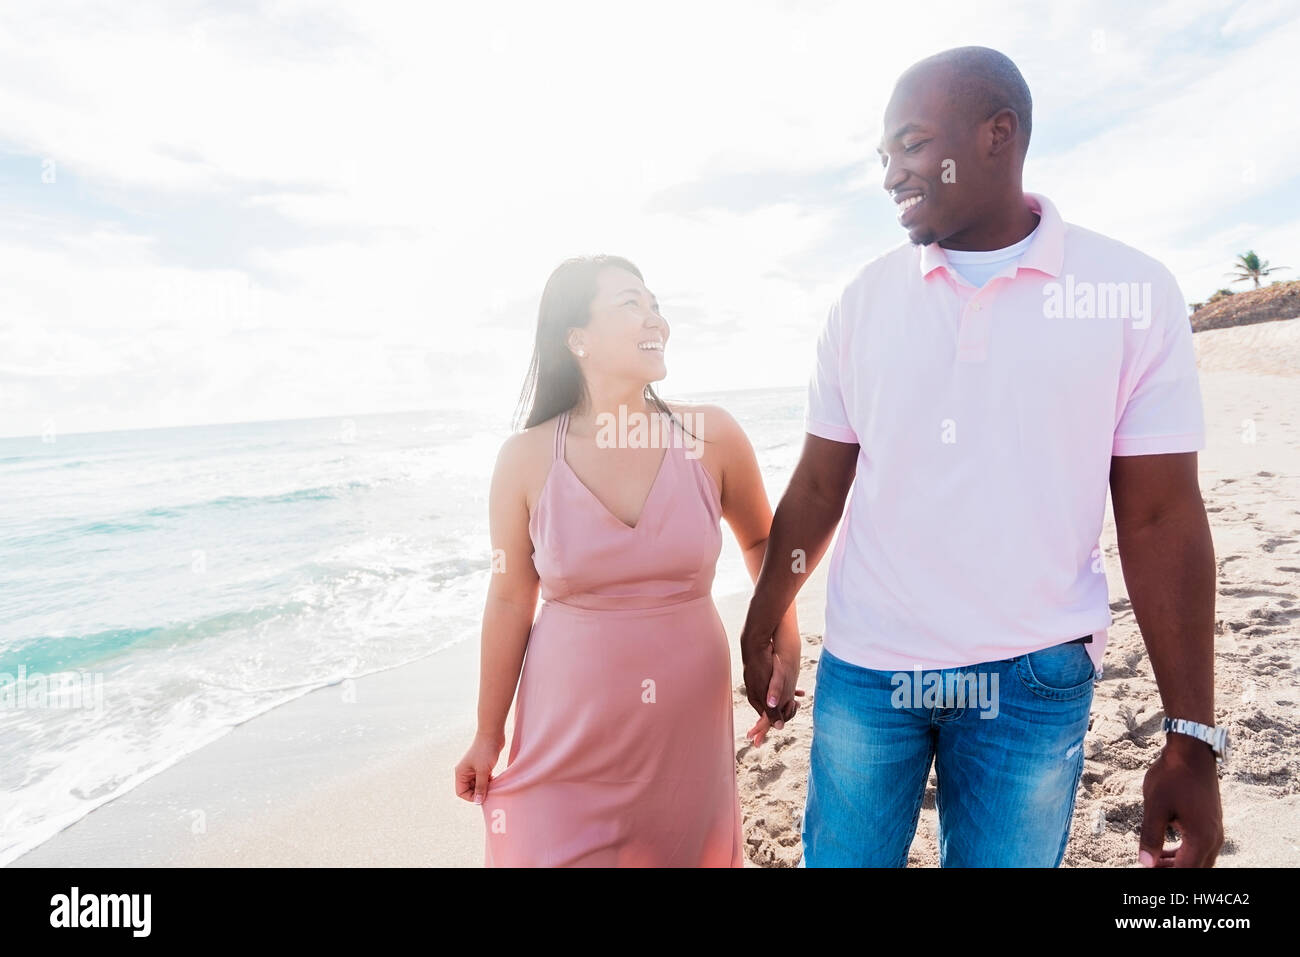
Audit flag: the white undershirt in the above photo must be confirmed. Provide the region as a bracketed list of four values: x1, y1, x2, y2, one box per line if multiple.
[942, 224, 1039, 288]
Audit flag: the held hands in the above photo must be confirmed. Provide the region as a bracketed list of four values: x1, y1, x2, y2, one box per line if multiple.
[1138, 734, 1224, 867]
[742, 627, 805, 747]
[455, 730, 506, 805]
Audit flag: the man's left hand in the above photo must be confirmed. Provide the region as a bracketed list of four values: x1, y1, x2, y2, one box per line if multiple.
[1138, 734, 1224, 867]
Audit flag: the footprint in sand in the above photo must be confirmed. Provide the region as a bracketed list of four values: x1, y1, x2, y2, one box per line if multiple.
[1222, 585, 1292, 598]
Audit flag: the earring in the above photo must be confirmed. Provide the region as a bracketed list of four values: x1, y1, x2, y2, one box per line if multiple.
[576, 349, 586, 357]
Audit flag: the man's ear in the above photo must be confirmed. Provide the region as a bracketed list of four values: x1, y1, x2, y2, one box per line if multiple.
[986, 107, 1020, 157]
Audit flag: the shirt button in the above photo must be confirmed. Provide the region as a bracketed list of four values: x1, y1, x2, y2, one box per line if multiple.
[972, 302, 982, 311]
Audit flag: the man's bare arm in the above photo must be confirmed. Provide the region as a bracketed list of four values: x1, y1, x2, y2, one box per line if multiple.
[1110, 452, 1215, 725]
[739, 433, 858, 723]
[1110, 450, 1222, 867]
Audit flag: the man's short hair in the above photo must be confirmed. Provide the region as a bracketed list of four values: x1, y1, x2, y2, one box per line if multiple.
[905, 46, 1033, 152]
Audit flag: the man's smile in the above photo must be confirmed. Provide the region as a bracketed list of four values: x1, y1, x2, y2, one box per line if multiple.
[894, 190, 926, 224]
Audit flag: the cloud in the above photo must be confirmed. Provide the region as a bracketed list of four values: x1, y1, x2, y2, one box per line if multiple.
[0, 0, 1296, 436]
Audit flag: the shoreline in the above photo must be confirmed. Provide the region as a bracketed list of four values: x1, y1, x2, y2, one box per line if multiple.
[11, 568, 828, 868]
[10, 630, 488, 866]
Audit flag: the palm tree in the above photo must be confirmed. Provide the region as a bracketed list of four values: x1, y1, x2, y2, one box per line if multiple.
[1228, 250, 1289, 288]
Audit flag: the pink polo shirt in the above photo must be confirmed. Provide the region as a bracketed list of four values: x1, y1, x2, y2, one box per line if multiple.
[803, 192, 1205, 677]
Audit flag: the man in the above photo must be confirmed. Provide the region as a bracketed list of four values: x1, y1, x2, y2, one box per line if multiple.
[740, 46, 1224, 867]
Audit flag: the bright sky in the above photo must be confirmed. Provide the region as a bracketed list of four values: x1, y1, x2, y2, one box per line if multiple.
[2, 0, 1298, 438]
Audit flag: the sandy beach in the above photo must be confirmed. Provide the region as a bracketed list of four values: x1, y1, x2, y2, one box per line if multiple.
[13, 318, 1299, 868]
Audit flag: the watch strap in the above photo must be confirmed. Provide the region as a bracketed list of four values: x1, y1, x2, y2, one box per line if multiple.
[1162, 717, 1227, 764]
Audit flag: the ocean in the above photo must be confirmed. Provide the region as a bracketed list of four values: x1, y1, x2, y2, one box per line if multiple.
[0, 386, 806, 864]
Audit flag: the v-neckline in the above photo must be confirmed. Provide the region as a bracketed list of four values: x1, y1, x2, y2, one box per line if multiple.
[558, 412, 672, 531]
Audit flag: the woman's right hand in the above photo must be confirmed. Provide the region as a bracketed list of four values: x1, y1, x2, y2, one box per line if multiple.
[455, 730, 506, 804]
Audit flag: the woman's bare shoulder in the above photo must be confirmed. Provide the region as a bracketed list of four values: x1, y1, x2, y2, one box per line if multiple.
[662, 400, 745, 502]
[495, 415, 560, 477]
[663, 400, 744, 445]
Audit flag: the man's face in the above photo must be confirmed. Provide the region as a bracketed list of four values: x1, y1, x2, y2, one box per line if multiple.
[876, 73, 984, 247]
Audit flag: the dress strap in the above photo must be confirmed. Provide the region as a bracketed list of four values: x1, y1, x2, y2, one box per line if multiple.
[553, 409, 569, 463]
[660, 409, 679, 458]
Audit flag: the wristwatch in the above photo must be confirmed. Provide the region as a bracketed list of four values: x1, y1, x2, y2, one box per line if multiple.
[1162, 717, 1229, 765]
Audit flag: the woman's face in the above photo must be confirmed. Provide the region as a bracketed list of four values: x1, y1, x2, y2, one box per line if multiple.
[570, 266, 669, 382]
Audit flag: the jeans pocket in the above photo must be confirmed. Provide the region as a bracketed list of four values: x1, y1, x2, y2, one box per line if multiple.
[1014, 640, 1096, 701]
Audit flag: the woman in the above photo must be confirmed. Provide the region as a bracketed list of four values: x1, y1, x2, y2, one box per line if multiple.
[454, 254, 803, 867]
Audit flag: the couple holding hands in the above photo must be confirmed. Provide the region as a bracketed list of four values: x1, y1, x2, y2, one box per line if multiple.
[455, 46, 1225, 868]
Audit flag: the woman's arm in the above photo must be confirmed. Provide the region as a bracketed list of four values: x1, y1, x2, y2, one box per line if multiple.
[696, 404, 803, 741]
[477, 432, 542, 745]
[455, 431, 540, 803]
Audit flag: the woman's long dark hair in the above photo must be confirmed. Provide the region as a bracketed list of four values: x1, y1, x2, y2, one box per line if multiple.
[512, 255, 702, 444]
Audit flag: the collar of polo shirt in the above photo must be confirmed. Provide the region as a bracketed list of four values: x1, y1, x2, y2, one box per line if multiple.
[918, 192, 1066, 282]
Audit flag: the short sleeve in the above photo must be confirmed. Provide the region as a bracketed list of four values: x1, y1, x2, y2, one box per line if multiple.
[803, 298, 859, 444]
[1112, 270, 1205, 456]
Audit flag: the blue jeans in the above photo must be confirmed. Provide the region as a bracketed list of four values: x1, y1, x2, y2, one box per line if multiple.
[800, 639, 1096, 867]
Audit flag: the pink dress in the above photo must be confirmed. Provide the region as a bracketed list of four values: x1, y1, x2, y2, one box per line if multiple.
[481, 408, 744, 867]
